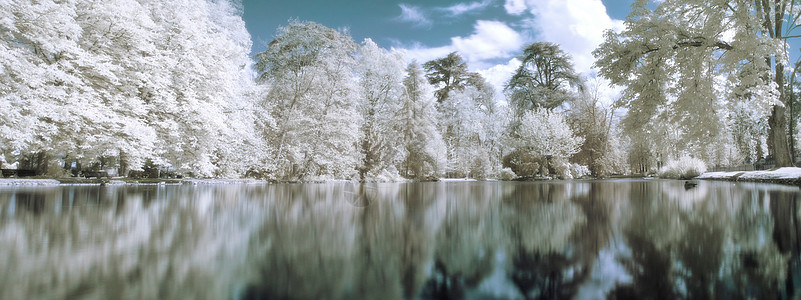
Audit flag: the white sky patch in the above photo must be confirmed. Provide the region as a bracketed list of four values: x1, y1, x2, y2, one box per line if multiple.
[452, 20, 524, 67]
[440, 0, 494, 17]
[402, 43, 454, 65]
[504, 0, 527, 15]
[477, 58, 521, 102]
[402, 20, 523, 70]
[396, 4, 432, 28]
[511, 0, 625, 74]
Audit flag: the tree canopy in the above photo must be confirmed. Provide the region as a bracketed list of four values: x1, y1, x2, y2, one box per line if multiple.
[506, 42, 582, 112]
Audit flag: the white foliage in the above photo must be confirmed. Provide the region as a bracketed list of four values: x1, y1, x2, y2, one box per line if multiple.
[257, 21, 363, 180]
[0, 0, 259, 177]
[516, 108, 583, 158]
[356, 39, 408, 180]
[399, 62, 447, 179]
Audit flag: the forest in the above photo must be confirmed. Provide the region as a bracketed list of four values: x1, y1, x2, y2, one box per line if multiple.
[1, 0, 800, 181]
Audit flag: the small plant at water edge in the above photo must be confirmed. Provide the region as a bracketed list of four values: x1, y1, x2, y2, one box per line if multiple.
[658, 156, 707, 179]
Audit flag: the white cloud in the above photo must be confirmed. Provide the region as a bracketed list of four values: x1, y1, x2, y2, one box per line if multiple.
[477, 58, 522, 102]
[504, 0, 527, 15]
[440, 0, 493, 17]
[403, 20, 524, 70]
[402, 44, 453, 65]
[452, 20, 523, 66]
[508, 0, 625, 73]
[396, 4, 432, 28]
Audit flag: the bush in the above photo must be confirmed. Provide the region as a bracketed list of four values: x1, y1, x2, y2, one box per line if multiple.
[569, 163, 591, 179]
[658, 156, 707, 179]
[502, 149, 542, 178]
[498, 168, 517, 181]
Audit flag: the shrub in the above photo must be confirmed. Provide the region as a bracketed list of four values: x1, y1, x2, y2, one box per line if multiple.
[658, 156, 707, 179]
[502, 149, 542, 178]
[498, 168, 518, 181]
[569, 163, 591, 179]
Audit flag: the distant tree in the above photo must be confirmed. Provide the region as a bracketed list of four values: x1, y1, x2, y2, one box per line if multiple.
[505, 108, 583, 177]
[400, 62, 447, 179]
[517, 108, 583, 159]
[506, 42, 582, 114]
[423, 52, 482, 103]
[356, 39, 407, 181]
[566, 78, 625, 177]
[256, 20, 362, 180]
[439, 82, 507, 178]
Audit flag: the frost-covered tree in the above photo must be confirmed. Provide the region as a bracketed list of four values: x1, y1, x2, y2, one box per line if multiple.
[506, 42, 582, 113]
[506, 108, 584, 178]
[356, 39, 407, 181]
[256, 21, 362, 180]
[439, 82, 506, 179]
[593, 0, 797, 167]
[399, 62, 446, 179]
[517, 109, 583, 159]
[142, 0, 261, 176]
[0, 0, 259, 177]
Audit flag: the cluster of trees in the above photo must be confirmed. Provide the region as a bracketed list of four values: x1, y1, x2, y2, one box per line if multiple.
[8, 0, 801, 180]
[0, 0, 624, 180]
[0, 0, 260, 177]
[254, 21, 625, 181]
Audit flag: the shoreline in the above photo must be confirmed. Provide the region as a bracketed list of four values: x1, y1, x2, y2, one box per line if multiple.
[696, 167, 801, 187]
[0, 178, 270, 186]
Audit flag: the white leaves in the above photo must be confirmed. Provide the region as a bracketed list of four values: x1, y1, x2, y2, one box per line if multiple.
[0, 0, 258, 176]
[517, 108, 583, 158]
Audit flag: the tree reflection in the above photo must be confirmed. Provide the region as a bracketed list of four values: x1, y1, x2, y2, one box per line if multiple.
[611, 181, 794, 298]
[1, 180, 800, 299]
[502, 183, 589, 299]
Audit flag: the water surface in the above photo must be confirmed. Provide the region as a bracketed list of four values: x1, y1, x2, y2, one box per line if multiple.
[1, 180, 800, 299]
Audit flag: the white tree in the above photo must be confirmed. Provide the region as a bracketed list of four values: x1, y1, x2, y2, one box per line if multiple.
[517, 108, 583, 159]
[0, 0, 259, 177]
[593, 0, 795, 167]
[399, 62, 446, 179]
[439, 84, 505, 179]
[356, 39, 407, 181]
[256, 21, 363, 180]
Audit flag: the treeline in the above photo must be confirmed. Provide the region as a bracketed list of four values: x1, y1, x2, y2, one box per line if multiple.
[0, 0, 637, 180]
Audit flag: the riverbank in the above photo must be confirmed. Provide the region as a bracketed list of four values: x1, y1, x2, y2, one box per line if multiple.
[0, 178, 269, 186]
[697, 167, 801, 186]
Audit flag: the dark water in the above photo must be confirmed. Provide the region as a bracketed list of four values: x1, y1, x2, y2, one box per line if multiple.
[2, 180, 801, 299]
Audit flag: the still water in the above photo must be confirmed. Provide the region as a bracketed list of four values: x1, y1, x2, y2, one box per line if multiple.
[1, 180, 801, 299]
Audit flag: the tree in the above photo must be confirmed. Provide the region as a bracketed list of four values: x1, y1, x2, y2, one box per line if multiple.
[567, 77, 625, 177]
[517, 108, 583, 159]
[400, 62, 447, 179]
[356, 39, 407, 181]
[593, 0, 796, 167]
[255, 20, 363, 180]
[506, 42, 582, 114]
[422, 52, 481, 103]
[438, 82, 507, 178]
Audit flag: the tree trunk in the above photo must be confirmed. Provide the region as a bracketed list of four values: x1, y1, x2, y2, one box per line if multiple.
[119, 150, 128, 177]
[791, 90, 796, 163]
[770, 104, 793, 166]
[773, 62, 793, 167]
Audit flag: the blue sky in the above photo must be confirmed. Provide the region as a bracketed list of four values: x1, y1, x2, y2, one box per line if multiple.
[241, 0, 635, 96]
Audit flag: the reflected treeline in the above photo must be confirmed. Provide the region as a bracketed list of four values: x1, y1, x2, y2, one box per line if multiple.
[1, 180, 801, 299]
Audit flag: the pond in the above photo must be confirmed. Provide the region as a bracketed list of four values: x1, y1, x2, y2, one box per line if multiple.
[1, 180, 800, 299]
